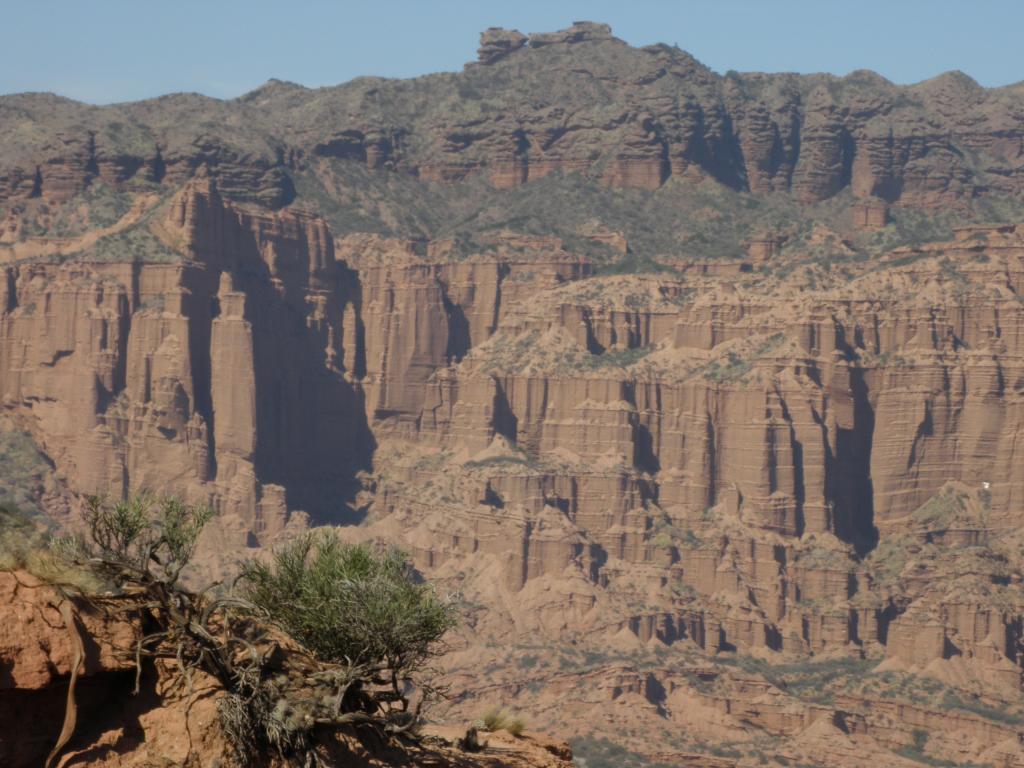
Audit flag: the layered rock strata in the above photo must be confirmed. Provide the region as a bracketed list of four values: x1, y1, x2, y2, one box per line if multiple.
[2, 24, 1024, 211]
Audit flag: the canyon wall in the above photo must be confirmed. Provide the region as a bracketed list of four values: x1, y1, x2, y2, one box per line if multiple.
[0, 177, 372, 540]
[4, 179, 1024, 691]
[362, 225, 1024, 682]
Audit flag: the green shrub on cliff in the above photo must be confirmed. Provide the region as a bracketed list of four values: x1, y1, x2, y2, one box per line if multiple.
[87, 224, 179, 263]
[239, 533, 457, 676]
[910, 488, 968, 529]
[0, 427, 55, 516]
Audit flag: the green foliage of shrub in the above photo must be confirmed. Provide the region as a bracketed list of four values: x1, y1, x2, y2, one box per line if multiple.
[517, 653, 540, 670]
[580, 344, 655, 370]
[912, 729, 929, 751]
[893, 742, 989, 768]
[941, 690, 1024, 725]
[865, 536, 910, 587]
[79, 182, 133, 229]
[571, 736, 675, 768]
[702, 350, 753, 382]
[239, 533, 457, 673]
[715, 654, 875, 706]
[0, 427, 54, 516]
[464, 451, 540, 470]
[910, 489, 968, 528]
[58, 494, 214, 587]
[87, 224, 179, 263]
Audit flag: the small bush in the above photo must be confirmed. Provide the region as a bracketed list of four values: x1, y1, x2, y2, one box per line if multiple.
[481, 707, 507, 731]
[941, 690, 1024, 725]
[464, 453, 538, 470]
[60, 494, 214, 587]
[239, 533, 457, 674]
[570, 735, 672, 768]
[505, 715, 526, 737]
[480, 707, 526, 736]
[910, 489, 967, 528]
[0, 427, 55, 515]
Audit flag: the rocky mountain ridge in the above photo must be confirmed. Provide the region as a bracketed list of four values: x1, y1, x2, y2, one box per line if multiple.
[2, 21, 1024, 217]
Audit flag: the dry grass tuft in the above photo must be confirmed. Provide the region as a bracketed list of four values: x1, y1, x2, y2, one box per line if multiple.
[480, 707, 527, 737]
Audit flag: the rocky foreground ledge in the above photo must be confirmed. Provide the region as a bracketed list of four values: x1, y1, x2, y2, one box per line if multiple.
[0, 570, 572, 768]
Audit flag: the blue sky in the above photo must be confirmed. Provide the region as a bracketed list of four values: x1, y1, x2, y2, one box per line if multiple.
[3, 0, 1021, 104]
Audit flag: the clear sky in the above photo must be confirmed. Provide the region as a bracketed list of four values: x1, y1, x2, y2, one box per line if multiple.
[3, 0, 1022, 104]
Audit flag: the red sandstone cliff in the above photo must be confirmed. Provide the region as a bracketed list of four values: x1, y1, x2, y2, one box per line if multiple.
[5, 182, 1024, 763]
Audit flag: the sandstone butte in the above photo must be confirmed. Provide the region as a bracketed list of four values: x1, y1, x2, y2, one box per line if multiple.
[4, 19, 1024, 768]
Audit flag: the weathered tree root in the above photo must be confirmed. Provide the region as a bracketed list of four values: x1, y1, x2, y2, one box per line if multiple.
[44, 599, 85, 768]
